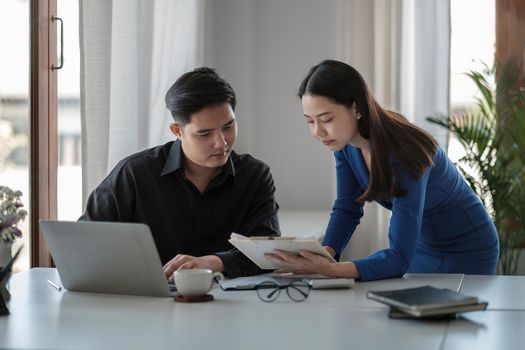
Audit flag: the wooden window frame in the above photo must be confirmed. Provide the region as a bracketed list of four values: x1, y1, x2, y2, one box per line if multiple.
[496, 0, 525, 87]
[30, 0, 57, 267]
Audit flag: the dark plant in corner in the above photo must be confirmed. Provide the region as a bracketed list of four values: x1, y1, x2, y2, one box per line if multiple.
[427, 59, 525, 275]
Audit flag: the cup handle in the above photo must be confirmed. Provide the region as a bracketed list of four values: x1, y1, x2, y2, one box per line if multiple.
[212, 272, 224, 285]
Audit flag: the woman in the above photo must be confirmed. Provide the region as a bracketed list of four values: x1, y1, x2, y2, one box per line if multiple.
[266, 60, 499, 281]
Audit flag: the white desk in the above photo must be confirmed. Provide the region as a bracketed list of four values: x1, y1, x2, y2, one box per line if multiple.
[439, 274, 525, 350]
[459, 275, 525, 310]
[1, 269, 524, 350]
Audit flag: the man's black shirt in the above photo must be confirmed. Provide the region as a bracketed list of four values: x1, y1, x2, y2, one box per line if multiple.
[79, 140, 280, 277]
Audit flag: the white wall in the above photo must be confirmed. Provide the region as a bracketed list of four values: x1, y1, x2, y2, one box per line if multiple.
[202, 0, 339, 210]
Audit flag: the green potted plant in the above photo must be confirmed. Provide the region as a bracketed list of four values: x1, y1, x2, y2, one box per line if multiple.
[0, 185, 27, 300]
[427, 60, 525, 275]
[0, 185, 27, 248]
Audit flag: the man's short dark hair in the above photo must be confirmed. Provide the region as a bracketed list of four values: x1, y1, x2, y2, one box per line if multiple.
[165, 67, 237, 124]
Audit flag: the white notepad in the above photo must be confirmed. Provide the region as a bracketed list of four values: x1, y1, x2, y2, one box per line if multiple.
[229, 233, 335, 270]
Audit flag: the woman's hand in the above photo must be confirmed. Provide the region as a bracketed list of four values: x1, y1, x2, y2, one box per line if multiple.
[323, 246, 336, 257]
[265, 249, 337, 277]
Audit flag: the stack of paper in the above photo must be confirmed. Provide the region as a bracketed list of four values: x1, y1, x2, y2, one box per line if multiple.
[366, 285, 488, 318]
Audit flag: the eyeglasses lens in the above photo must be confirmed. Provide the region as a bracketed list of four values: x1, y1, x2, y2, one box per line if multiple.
[286, 280, 311, 302]
[256, 281, 281, 302]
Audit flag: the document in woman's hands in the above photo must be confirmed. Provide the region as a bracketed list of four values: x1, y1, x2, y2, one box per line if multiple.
[229, 233, 335, 270]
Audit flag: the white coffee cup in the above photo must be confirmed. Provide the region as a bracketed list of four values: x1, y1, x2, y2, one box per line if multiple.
[174, 269, 224, 297]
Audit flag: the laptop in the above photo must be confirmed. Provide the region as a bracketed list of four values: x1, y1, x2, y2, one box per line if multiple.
[40, 220, 176, 297]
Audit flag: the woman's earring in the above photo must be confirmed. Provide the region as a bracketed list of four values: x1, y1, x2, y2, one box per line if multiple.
[356, 115, 361, 120]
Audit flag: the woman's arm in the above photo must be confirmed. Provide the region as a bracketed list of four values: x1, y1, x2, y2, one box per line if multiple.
[265, 149, 366, 278]
[322, 149, 366, 256]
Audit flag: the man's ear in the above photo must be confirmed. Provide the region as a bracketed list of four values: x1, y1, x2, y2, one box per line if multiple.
[169, 123, 183, 138]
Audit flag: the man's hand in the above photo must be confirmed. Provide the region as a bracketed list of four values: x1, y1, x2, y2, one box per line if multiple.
[163, 254, 224, 282]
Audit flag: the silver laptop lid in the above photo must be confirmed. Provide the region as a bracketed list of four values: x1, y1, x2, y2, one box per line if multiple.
[40, 220, 171, 297]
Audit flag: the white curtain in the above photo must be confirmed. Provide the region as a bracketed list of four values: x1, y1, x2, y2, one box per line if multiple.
[337, 0, 451, 260]
[400, 0, 450, 145]
[79, 0, 202, 206]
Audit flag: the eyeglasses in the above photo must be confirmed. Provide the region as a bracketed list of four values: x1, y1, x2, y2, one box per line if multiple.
[255, 280, 312, 302]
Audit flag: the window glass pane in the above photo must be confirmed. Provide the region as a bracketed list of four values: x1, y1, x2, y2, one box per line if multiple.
[57, 0, 82, 221]
[0, 0, 30, 272]
[449, 0, 495, 161]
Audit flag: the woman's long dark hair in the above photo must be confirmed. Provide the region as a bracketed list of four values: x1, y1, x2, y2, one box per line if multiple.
[298, 60, 438, 202]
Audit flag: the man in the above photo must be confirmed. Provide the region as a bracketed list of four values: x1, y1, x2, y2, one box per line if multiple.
[80, 67, 280, 279]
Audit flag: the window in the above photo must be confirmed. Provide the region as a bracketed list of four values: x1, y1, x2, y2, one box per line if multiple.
[449, 0, 495, 161]
[57, 0, 82, 221]
[0, 0, 30, 271]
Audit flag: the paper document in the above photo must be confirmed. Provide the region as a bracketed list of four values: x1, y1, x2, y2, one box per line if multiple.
[220, 273, 354, 290]
[229, 233, 335, 270]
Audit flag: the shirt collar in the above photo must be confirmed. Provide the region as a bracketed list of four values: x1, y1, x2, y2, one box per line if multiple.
[161, 139, 237, 178]
[224, 152, 236, 177]
[161, 140, 184, 176]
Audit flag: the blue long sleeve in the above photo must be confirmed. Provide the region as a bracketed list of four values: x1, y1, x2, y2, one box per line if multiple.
[322, 150, 364, 255]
